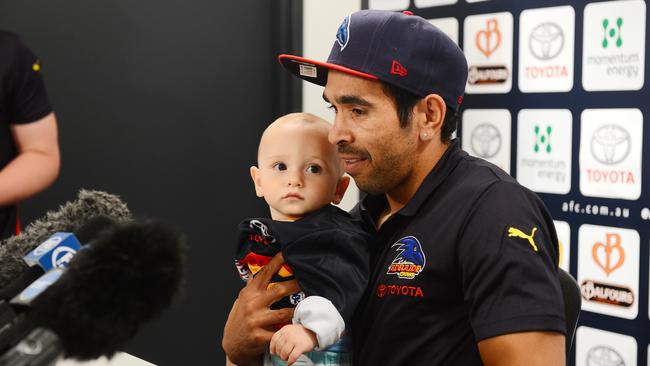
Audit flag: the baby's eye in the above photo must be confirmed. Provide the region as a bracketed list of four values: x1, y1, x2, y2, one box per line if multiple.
[273, 163, 287, 171]
[306, 164, 322, 174]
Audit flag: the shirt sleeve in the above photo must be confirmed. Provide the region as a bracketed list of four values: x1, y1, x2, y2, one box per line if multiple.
[457, 180, 566, 341]
[6, 36, 52, 124]
[282, 228, 370, 325]
[292, 295, 345, 350]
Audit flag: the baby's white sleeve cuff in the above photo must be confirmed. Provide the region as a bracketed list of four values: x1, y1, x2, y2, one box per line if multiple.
[292, 296, 345, 351]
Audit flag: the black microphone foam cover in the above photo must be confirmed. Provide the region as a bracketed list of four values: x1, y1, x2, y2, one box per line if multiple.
[0, 190, 131, 289]
[29, 219, 186, 360]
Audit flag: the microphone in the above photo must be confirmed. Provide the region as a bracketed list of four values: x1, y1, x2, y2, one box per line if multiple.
[25, 218, 186, 360]
[0, 216, 123, 353]
[0, 189, 131, 291]
[2, 215, 119, 305]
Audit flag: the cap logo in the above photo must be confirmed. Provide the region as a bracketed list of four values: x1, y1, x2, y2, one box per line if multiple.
[336, 15, 351, 51]
[391, 60, 408, 77]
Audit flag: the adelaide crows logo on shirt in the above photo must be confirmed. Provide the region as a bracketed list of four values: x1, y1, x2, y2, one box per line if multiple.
[387, 236, 426, 279]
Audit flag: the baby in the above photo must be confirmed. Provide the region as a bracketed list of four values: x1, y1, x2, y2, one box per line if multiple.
[234, 113, 370, 366]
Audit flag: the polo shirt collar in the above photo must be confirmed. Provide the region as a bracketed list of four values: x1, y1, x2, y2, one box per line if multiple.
[359, 139, 465, 223]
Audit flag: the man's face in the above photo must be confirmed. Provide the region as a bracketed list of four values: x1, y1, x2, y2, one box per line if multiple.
[253, 121, 343, 221]
[324, 70, 418, 195]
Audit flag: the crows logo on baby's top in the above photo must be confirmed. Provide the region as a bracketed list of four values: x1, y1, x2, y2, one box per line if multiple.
[387, 236, 426, 279]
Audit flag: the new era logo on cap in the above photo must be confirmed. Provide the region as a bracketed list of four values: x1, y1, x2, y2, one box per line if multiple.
[391, 60, 408, 76]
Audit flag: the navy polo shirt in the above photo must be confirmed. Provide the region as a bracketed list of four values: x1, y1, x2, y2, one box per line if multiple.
[351, 140, 566, 365]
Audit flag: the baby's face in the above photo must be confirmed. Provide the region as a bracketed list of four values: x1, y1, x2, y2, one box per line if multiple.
[253, 122, 342, 221]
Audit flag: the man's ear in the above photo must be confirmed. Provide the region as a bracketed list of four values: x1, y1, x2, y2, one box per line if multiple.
[249, 166, 264, 197]
[331, 175, 351, 204]
[417, 94, 446, 141]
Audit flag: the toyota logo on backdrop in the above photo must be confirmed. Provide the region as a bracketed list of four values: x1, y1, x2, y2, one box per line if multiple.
[470, 123, 502, 158]
[590, 124, 631, 165]
[529, 22, 565, 60]
[586, 345, 625, 366]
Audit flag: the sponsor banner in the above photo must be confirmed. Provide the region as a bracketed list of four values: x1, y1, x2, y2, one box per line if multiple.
[428, 17, 459, 45]
[461, 109, 511, 173]
[516, 109, 572, 194]
[582, 0, 646, 91]
[575, 326, 637, 366]
[553, 220, 571, 272]
[578, 224, 639, 319]
[579, 108, 643, 200]
[415, 0, 457, 7]
[518, 6, 575, 93]
[464, 12, 513, 94]
[368, 0, 410, 11]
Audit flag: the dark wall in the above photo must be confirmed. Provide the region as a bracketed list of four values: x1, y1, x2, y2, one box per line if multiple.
[1, 1, 300, 364]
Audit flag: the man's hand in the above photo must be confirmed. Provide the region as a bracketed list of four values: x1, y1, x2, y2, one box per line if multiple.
[269, 324, 318, 366]
[222, 253, 300, 366]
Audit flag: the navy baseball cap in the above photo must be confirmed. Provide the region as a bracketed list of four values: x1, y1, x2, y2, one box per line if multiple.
[279, 10, 468, 111]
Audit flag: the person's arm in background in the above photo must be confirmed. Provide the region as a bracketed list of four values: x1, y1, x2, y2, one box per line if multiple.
[0, 112, 60, 205]
[223, 253, 299, 366]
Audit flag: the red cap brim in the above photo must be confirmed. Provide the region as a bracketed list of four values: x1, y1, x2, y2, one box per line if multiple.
[278, 54, 378, 86]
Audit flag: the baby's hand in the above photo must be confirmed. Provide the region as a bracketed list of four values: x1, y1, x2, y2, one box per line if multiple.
[269, 324, 318, 365]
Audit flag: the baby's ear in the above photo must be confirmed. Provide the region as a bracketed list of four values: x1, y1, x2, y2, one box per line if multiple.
[331, 175, 350, 204]
[250, 166, 264, 197]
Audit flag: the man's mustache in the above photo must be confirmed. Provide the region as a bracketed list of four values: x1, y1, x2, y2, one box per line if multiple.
[337, 145, 370, 159]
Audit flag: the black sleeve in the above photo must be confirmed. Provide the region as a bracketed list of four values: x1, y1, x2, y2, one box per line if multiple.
[6, 35, 52, 124]
[282, 228, 370, 324]
[457, 181, 566, 341]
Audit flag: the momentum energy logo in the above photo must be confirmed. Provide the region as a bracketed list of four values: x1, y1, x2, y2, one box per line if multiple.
[462, 109, 511, 173]
[579, 109, 643, 200]
[534, 125, 552, 153]
[582, 0, 646, 91]
[464, 12, 513, 94]
[602, 17, 624, 49]
[516, 109, 571, 194]
[578, 224, 639, 319]
[519, 6, 575, 92]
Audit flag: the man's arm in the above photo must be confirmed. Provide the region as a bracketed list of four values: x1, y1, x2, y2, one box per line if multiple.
[478, 331, 565, 366]
[0, 112, 60, 205]
[223, 253, 300, 366]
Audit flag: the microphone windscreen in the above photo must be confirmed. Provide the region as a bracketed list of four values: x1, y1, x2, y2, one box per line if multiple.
[73, 215, 120, 244]
[0, 215, 121, 302]
[29, 219, 186, 360]
[0, 190, 131, 289]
